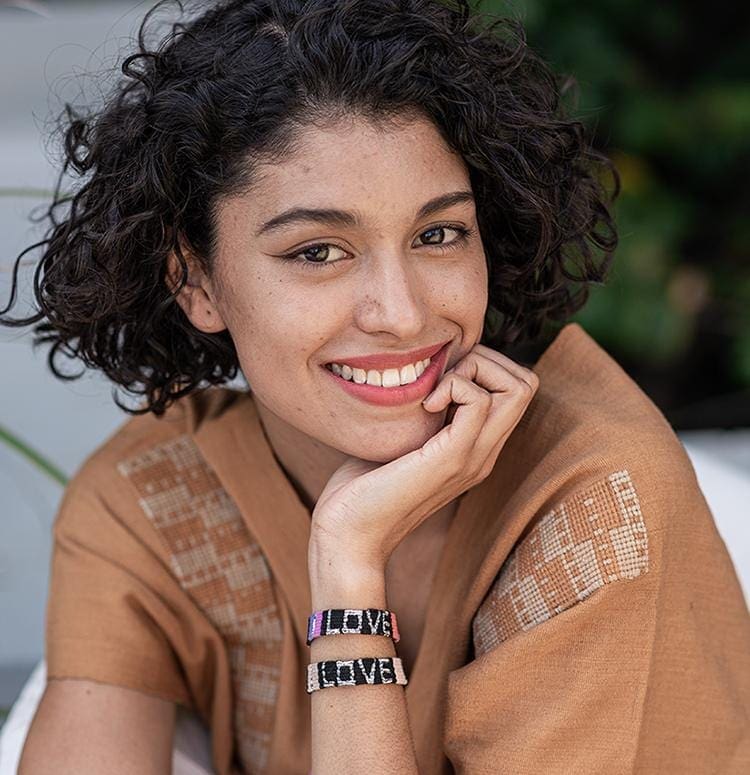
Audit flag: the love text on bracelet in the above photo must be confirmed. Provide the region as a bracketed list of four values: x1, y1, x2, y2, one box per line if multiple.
[306, 656, 408, 694]
[306, 608, 400, 645]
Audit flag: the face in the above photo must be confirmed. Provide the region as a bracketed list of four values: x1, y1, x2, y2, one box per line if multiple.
[177, 114, 488, 463]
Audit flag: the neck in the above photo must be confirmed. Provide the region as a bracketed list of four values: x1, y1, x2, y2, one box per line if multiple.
[253, 396, 458, 562]
[253, 393, 349, 513]
[251, 391, 461, 543]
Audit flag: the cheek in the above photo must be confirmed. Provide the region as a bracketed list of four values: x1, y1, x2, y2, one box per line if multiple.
[228, 284, 338, 381]
[433, 256, 488, 324]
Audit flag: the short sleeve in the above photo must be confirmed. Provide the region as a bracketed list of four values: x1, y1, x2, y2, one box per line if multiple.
[45, 473, 195, 709]
[443, 467, 750, 774]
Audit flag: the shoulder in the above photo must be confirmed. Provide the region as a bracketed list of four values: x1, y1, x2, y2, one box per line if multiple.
[471, 323, 721, 654]
[524, 322, 691, 470]
[55, 387, 247, 547]
[517, 322, 703, 528]
[67, 385, 243, 480]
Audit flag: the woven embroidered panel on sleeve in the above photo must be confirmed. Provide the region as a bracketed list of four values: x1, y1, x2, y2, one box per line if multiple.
[306, 656, 408, 693]
[306, 608, 400, 645]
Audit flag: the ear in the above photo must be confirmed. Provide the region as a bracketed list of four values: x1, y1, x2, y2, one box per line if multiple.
[164, 247, 228, 334]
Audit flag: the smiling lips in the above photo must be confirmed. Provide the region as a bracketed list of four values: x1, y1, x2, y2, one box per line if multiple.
[324, 339, 451, 372]
[321, 340, 452, 407]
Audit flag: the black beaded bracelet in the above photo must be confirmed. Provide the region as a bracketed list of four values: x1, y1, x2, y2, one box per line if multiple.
[306, 608, 400, 645]
[306, 656, 408, 694]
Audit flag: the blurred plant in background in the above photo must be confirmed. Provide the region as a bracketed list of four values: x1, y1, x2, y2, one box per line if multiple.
[492, 0, 750, 427]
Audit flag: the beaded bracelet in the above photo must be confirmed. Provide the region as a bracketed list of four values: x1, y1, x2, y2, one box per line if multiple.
[306, 608, 400, 645]
[306, 656, 408, 694]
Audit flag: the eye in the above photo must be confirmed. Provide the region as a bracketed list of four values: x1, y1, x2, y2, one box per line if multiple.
[279, 223, 475, 270]
[415, 224, 473, 251]
[279, 242, 350, 270]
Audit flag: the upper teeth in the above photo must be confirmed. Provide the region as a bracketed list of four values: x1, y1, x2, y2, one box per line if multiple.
[328, 357, 431, 387]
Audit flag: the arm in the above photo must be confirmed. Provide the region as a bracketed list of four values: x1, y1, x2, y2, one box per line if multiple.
[32, 467, 201, 773]
[308, 551, 419, 774]
[305, 344, 538, 773]
[19, 678, 176, 775]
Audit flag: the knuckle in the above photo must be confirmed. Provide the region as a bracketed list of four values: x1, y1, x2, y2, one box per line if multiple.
[525, 369, 540, 390]
[517, 377, 535, 397]
[479, 388, 493, 409]
[477, 458, 494, 482]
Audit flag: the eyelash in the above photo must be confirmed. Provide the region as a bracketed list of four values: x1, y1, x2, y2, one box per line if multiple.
[280, 224, 476, 270]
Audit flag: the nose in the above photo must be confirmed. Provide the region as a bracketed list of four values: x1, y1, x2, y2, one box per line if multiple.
[354, 252, 427, 340]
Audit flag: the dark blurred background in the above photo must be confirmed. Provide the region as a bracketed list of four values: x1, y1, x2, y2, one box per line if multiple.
[489, 0, 750, 429]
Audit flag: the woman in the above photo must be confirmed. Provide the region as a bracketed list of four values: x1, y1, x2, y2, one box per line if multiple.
[5, 0, 748, 773]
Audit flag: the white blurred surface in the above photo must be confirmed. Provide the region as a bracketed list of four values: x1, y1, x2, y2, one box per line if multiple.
[679, 431, 750, 603]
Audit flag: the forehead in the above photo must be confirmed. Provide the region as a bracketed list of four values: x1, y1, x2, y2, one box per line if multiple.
[243, 115, 471, 221]
[277, 114, 462, 174]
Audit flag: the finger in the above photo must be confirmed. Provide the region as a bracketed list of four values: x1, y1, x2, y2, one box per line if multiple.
[422, 365, 507, 412]
[434, 350, 539, 474]
[437, 349, 538, 399]
[420, 373, 494, 462]
[461, 343, 539, 391]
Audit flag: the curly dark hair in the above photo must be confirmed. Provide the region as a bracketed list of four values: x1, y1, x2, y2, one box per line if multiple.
[1, 0, 620, 417]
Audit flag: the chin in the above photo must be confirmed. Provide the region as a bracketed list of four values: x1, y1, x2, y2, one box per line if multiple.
[344, 427, 440, 464]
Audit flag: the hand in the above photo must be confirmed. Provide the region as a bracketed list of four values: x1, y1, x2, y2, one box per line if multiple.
[308, 343, 540, 576]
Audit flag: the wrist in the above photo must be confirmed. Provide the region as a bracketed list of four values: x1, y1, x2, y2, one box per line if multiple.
[308, 535, 385, 581]
[308, 545, 387, 611]
[309, 574, 387, 610]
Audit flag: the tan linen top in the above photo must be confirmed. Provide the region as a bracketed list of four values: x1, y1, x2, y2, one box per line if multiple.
[44, 322, 750, 774]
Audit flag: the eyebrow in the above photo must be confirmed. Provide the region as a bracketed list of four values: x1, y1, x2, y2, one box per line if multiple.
[254, 189, 475, 237]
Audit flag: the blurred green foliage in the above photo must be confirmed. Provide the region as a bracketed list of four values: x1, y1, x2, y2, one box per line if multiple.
[482, 0, 750, 406]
